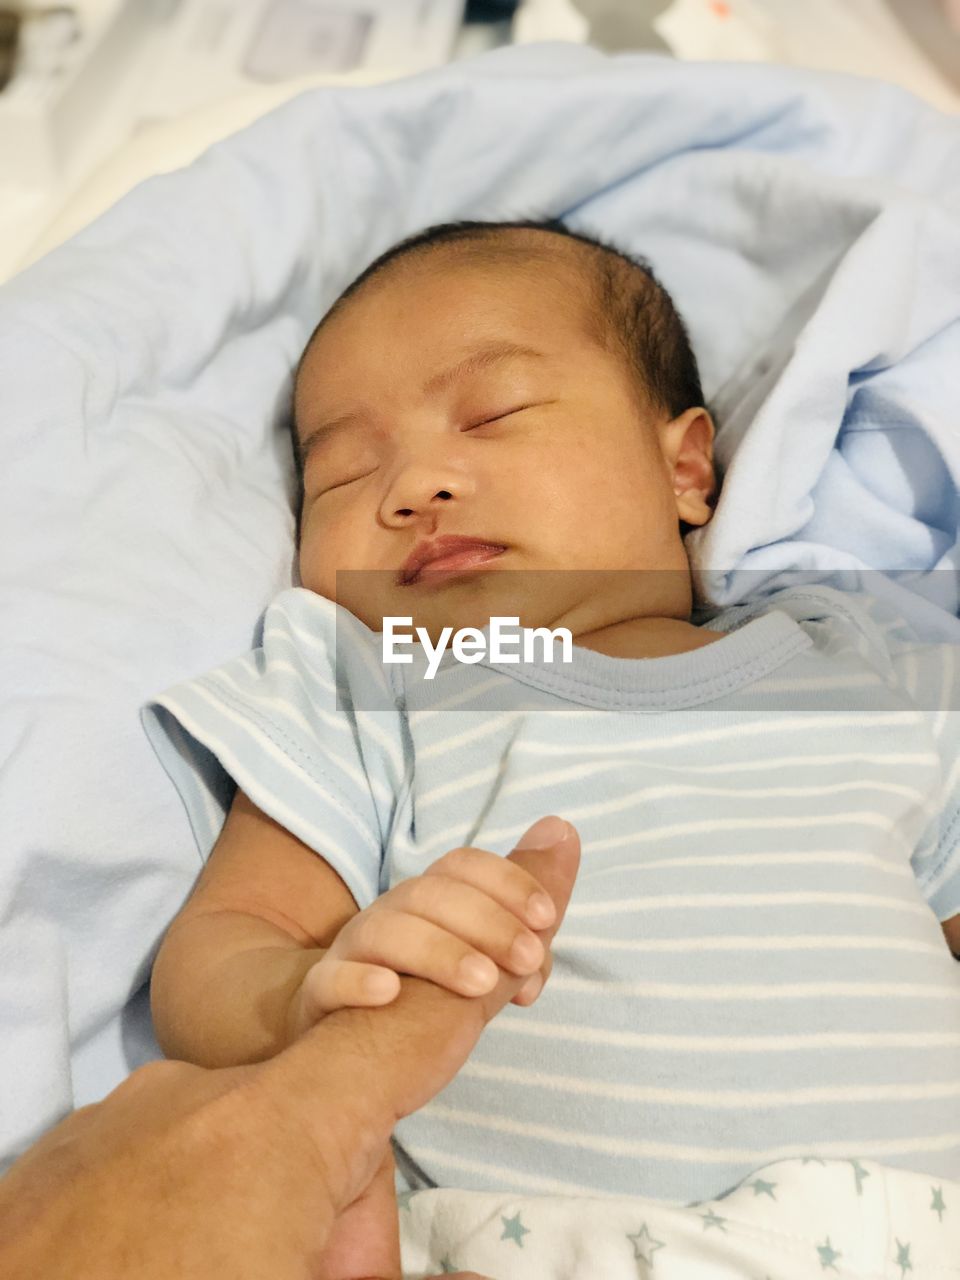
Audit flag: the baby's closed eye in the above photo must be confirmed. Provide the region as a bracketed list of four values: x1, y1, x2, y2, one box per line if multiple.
[462, 402, 550, 431]
[315, 468, 377, 496]
[307, 439, 380, 496]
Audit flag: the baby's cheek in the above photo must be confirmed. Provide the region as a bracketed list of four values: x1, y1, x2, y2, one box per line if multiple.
[296, 518, 334, 595]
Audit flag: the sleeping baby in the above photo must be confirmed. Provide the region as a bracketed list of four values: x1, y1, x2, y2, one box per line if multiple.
[143, 219, 960, 1208]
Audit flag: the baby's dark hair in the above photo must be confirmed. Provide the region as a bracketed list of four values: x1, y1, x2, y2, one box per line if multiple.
[291, 218, 706, 520]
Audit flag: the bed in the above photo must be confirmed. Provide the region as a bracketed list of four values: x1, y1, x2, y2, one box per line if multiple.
[1, 38, 959, 1277]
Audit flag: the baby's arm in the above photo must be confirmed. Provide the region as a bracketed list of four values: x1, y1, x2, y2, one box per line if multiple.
[943, 914, 960, 960]
[151, 788, 556, 1068]
[151, 789, 359, 1067]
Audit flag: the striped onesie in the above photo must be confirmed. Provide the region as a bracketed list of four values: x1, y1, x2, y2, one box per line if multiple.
[142, 581, 960, 1206]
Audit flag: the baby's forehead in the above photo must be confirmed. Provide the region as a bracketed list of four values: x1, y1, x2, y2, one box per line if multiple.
[391, 234, 594, 297]
[299, 237, 595, 371]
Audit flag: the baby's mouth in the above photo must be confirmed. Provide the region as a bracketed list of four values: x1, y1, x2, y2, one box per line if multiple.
[398, 537, 508, 587]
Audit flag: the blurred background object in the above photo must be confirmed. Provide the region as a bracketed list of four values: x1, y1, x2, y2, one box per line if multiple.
[0, 9, 21, 94]
[0, 6, 83, 92]
[513, 0, 960, 112]
[141, 0, 468, 120]
[465, 0, 519, 18]
[1, 2, 149, 187]
[1, 0, 957, 283]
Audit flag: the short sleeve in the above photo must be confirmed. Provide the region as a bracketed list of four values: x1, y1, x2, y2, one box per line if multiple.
[854, 588, 960, 923]
[141, 587, 408, 911]
[894, 638, 960, 923]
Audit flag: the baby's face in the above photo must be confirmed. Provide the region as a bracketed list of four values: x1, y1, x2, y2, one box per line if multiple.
[293, 251, 713, 640]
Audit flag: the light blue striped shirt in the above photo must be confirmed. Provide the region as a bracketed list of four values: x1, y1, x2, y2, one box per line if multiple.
[142, 582, 960, 1206]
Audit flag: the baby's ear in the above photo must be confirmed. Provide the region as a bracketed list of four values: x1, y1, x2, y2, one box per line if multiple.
[667, 408, 716, 527]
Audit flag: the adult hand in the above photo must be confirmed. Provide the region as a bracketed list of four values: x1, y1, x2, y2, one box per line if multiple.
[287, 836, 558, 1034]
[0, 818, 581, 1279]
[318, 816, 580, 1278]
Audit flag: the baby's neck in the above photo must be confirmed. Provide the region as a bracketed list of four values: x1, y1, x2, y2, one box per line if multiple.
[573, 616, 725, 660]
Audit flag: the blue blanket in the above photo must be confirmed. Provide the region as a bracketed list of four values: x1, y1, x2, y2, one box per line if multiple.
[0, 41, 958, 1168]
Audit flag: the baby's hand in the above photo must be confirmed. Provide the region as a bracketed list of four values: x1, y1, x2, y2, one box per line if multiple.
[287, 838, 560, 1039]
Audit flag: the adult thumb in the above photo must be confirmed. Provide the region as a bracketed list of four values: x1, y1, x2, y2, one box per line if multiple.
[506, 816, 581, 954]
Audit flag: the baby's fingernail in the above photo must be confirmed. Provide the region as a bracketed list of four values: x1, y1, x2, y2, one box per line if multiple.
[459, 955, 498, 993]
[526, 892, 555, 927]
[518, 973, 543, 1003]
[516, 816, 569, 850]
[511, 933, 543, 970]
[364, 971, 397, 1000]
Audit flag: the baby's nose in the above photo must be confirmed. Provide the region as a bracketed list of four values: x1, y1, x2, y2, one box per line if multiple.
[381, 456, 476, 524]
[392, 487, 455, 519]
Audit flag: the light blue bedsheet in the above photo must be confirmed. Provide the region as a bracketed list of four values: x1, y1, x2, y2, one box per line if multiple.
[0, 41, 958, 1169]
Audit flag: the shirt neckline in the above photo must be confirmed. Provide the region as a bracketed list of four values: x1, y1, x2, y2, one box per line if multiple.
[464, 607, 812, 711]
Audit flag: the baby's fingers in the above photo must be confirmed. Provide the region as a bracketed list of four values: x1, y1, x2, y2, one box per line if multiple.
[339, 908, 507, 998]
[511, 950, 553, 1007]
[424, 844, 556, 931]
[299, 957, 400, 1022]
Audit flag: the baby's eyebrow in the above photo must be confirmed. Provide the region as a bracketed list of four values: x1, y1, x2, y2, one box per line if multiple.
[295, 341, 547, 467]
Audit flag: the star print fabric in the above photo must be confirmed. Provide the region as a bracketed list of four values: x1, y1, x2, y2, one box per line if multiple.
[399, 1157, 960, 1278]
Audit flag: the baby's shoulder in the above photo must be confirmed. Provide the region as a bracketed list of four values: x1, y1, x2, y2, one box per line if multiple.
[710, 579, 889, 649]
[742, 577, 957, 702]
[259, 587, 398, 710]
[260, 587, 343, 642]
[760, 581, 897, 647]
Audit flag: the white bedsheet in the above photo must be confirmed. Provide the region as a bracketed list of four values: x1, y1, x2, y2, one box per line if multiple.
[1, 41, 958, 1179]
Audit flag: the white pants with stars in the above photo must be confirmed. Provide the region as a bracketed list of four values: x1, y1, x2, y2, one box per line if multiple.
[398, 1158, 960, 1279]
